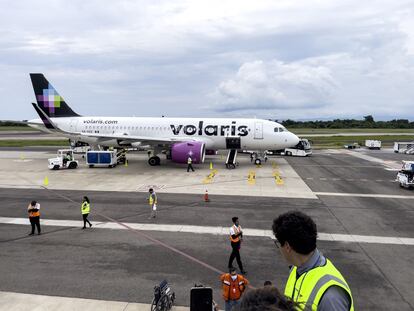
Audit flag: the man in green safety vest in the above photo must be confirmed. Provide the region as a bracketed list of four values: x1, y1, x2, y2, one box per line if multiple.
[272, 211, 354, 311]
[148, 188, 157, 219]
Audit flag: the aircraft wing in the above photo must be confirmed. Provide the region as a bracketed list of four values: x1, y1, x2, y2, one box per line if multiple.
[77, 132, 198, 145]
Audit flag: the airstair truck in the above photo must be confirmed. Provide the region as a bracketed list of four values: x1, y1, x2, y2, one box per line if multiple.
[396, 161, 414, 189]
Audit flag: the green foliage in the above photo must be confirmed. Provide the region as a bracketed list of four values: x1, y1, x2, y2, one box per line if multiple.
[0, 121, 28, 127]
[281, 117, 414, 129]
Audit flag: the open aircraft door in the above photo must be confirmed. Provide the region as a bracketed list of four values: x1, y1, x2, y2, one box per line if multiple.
[254, 122, 263, 139]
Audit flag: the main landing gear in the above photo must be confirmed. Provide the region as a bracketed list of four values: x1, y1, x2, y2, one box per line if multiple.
[148, 156, 161, 166]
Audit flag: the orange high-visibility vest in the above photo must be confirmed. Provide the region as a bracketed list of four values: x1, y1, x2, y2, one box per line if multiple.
[28, 203, 40, 217]
[220, 273, 248, 301]
[230, 225, 241, 243]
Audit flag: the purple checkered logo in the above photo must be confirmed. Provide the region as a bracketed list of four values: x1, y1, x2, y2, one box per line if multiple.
[36, 84, 62, 114]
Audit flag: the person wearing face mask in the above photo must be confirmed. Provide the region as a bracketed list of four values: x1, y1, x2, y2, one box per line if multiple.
[220, 267, 249, 311]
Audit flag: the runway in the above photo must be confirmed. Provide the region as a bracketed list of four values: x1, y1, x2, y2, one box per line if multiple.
[0, 149, 413, 310]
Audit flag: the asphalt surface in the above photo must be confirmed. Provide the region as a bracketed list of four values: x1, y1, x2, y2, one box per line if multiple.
[0, 150, 413, 310]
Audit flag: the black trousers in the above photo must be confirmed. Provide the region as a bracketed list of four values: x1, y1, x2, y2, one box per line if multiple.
[228, 242, 243, 271]
[82, 213, 91, 228]
[29, 216, 41, 234]
[187, 164, 195, 172]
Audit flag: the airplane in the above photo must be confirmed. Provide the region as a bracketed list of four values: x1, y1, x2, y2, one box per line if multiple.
[28, 73, 300, 167]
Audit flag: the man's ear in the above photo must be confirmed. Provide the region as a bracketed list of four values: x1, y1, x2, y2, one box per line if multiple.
[284, 241, 292, 252]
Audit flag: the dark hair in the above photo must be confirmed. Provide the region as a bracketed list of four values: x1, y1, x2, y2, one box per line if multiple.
[272, 211, 317, 255]
[229, 267, 237, 273]
[236, 286, 296, 311]
[83, 196, 90, 203]
[264, 281, 272, 286]
[149, 188, 153, 192]
[232, 217, 238, 223]
[31, 200, 37, 206]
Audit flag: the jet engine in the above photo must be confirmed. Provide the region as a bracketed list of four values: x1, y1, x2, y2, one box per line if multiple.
[171, 141, 206, 164]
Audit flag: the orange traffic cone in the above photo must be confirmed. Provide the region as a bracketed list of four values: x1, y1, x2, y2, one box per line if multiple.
[204, 190, 210, 202]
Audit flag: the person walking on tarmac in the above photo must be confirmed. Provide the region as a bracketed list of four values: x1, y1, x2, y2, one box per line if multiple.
[228, 217, 247, 275]
[81, 196, 92, 229]
[148, 188, 157, 219]
[28, 200, 41, 235]
[187, 155, 195, 172]
[220, 267, 249, 311]
[272, 211, 354, 311]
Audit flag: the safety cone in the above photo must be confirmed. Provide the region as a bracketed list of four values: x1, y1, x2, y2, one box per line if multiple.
[204, 190, 210, 202]
[210, 162, 213, 170]
[43, 176, 49, 187]
[125, 159, 128, 167]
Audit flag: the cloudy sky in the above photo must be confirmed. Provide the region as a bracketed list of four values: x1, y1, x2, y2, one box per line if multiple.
[1, 0, 414, 121]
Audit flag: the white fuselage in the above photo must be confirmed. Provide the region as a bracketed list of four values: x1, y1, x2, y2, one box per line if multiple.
[29, 117, 300, 151]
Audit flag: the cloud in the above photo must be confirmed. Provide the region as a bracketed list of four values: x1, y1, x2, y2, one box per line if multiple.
[213, 60, 336, 112]
[1, 0, 414, 120]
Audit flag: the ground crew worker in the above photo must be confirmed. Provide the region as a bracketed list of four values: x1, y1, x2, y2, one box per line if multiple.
[228, 217, 247, 274]
[220, 267, 249, 311]
[148, 188, 157, 219]
[272, 211, 354, 311]
[187, 156, 195, 172]
[27, 200, 41, 235]
[63, 152, 71, 167]
[81, 196, 92, 229]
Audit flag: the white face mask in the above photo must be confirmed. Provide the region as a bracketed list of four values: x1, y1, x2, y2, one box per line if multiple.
[231, 275, 237, 281]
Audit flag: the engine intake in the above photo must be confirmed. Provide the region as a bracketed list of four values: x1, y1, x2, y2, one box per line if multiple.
[171, 141, 206, 164]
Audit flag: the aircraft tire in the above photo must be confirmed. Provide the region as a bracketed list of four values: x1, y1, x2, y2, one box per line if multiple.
[254, 158, 261, 165]
[148, 157, 158, 166]
[155, 156, 161, 165]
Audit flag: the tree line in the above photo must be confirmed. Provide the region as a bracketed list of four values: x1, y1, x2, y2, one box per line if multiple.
[281, 115, 414, 129]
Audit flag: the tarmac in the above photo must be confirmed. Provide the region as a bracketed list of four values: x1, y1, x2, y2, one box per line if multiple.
[0, 147, 414, 310]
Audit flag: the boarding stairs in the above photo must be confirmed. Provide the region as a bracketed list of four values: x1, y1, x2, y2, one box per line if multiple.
[226, 149, 238, 169]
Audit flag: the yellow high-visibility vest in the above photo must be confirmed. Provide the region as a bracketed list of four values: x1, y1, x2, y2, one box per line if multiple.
[149, 193, 157, 205]
[81, 202, 90, 214]
[284, 258, 354, 311]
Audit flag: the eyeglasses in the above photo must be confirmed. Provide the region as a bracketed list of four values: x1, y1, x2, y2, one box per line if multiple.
[273, 239, 281, 249]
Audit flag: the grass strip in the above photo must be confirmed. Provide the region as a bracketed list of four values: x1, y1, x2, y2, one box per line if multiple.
[0, 140, 69, 147]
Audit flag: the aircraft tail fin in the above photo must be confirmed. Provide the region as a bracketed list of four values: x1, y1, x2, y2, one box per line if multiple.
[30, 73, 80, 118]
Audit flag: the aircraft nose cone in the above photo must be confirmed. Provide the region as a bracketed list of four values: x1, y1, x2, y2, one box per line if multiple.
[291, 133, 300, 146]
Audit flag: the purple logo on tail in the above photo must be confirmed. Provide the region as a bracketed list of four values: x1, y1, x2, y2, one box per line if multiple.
[36, 84, 62, 114]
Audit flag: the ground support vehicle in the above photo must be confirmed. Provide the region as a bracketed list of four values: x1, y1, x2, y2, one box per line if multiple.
[365, 140, 381, 149]
[344, 143, 360, 149]
[283, 138, 312, 156]
[394, 142, 414, 154]
[86, 150, 118, 168]
[48, 149, 78, 170]
[396, 161, 414, 189]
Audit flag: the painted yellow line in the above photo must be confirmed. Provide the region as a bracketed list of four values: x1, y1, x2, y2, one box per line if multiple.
[272, 171, 284, 185]
[203, 169, 218, 184]
[247, 170, 256, 185]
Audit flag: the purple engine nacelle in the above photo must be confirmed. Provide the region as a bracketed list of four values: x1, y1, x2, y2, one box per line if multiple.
[171, 141, 206, 164]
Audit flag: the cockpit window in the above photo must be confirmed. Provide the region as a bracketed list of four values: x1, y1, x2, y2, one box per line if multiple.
[274, 127, 287, 132]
